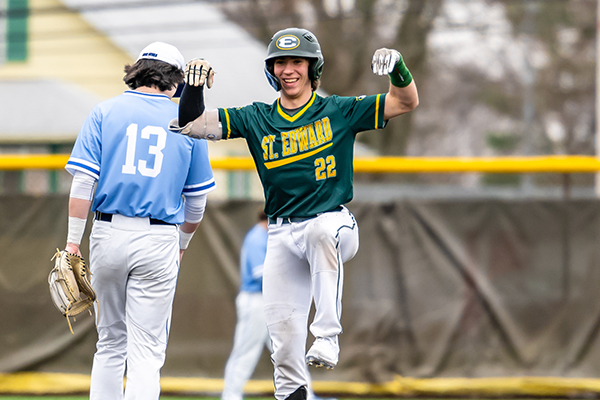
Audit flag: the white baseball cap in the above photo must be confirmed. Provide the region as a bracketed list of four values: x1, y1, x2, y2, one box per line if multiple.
[136, 42, 185, 71]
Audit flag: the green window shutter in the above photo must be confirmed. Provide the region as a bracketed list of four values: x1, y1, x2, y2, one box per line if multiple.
[7, 0, 28, 61]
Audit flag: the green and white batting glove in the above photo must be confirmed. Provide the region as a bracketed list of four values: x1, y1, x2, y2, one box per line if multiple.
[371, 48, 413, 88]
[372, 48, 401, 75]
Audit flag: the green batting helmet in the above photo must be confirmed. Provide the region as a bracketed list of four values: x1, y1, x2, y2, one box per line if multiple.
[264, 28, 324, 91]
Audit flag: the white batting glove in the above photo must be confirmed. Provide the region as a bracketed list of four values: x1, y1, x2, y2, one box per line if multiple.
[371, 48, 401, 76]
[185, 58, 215, 88]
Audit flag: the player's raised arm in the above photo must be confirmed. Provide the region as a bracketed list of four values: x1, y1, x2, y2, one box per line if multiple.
[371, 48, 419, 120]
[169, 58, 222, 140]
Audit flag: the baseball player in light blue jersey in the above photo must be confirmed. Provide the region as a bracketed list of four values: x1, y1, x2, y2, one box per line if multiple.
[64, 42, 215, 400]
[222, 211, 331, 400]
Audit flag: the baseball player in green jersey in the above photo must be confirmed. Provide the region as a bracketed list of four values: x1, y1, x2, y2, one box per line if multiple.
[171, 27, 418, 400]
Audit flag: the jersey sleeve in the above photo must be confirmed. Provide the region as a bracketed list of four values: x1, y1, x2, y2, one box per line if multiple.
[332, 94, 388, 133]
[218, 105, 256, 140]
[65, 106, 103, 179]
[183, 138, 216, 197]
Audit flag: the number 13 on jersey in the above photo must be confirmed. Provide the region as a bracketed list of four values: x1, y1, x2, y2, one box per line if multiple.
[122, 123, 166, 178]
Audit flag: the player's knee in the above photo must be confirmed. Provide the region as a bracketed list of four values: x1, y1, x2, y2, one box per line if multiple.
[340, 226, 359, 262]
[96, 321, 127, 350]
[265, 303, 308, 328]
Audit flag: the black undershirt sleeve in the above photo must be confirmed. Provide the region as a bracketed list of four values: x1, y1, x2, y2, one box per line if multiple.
[178, 84, 205, 127]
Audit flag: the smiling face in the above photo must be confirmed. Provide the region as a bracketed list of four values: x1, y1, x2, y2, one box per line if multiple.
[273, 56, 312, 107]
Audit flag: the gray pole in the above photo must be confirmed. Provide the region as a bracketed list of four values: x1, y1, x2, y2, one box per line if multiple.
[521, 0, 537, 194]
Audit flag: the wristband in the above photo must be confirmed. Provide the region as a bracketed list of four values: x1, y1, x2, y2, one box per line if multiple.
[389, 56, 413, 88]
[67, 216, 87, 245]
[180, 230, 195, 250]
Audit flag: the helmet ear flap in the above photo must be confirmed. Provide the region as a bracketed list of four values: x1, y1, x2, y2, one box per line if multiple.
[310, 59, 324, 81]
[264, 61, 281, 91]
[309, 59, 324, 82]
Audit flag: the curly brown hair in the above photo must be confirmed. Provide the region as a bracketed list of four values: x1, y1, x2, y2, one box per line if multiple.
[123, 59, 184, 91]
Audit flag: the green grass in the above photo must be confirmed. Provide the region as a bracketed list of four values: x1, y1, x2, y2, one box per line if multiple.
[0, 398, 224, 400]
[0, 395, 450, 400]
[0, 395, 544, 400]
[0, 396, 262, 399]
[0, 398, 260, 400]
[0, 397, 374, 400]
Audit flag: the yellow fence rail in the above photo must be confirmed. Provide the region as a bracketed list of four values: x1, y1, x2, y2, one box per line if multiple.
[1, 154, 600, 172]
[3, 371, 600, 397]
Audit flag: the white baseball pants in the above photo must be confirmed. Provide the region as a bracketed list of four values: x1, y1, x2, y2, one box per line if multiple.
[263, 207, 359, 400]
[88, 214, 180, 400]
[222, 292, 329, 400]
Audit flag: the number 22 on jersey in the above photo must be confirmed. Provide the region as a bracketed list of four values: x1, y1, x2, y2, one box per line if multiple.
[121, 123, 166, 178]
[314, 156, 336, 181]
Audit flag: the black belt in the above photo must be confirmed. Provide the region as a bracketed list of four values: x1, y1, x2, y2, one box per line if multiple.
[269, 206, 343, 225]
[95, 212, 175, 226]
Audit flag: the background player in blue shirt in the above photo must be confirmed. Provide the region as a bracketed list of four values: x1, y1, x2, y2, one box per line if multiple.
[64, 42, 216, 400]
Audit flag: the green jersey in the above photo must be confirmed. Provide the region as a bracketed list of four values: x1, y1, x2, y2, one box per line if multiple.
[218, 92, 387, 218]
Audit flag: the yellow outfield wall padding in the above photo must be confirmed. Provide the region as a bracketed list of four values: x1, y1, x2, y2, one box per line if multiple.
[0, 372, 91, 394]
[353, 155, 600, 173]
[3, 154, 600, 173]
[0, 154, 71, 170]
[3, 372, 600, 396]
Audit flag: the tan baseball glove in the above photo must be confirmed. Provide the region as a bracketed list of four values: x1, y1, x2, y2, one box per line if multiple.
[48, 249, 97, 334]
